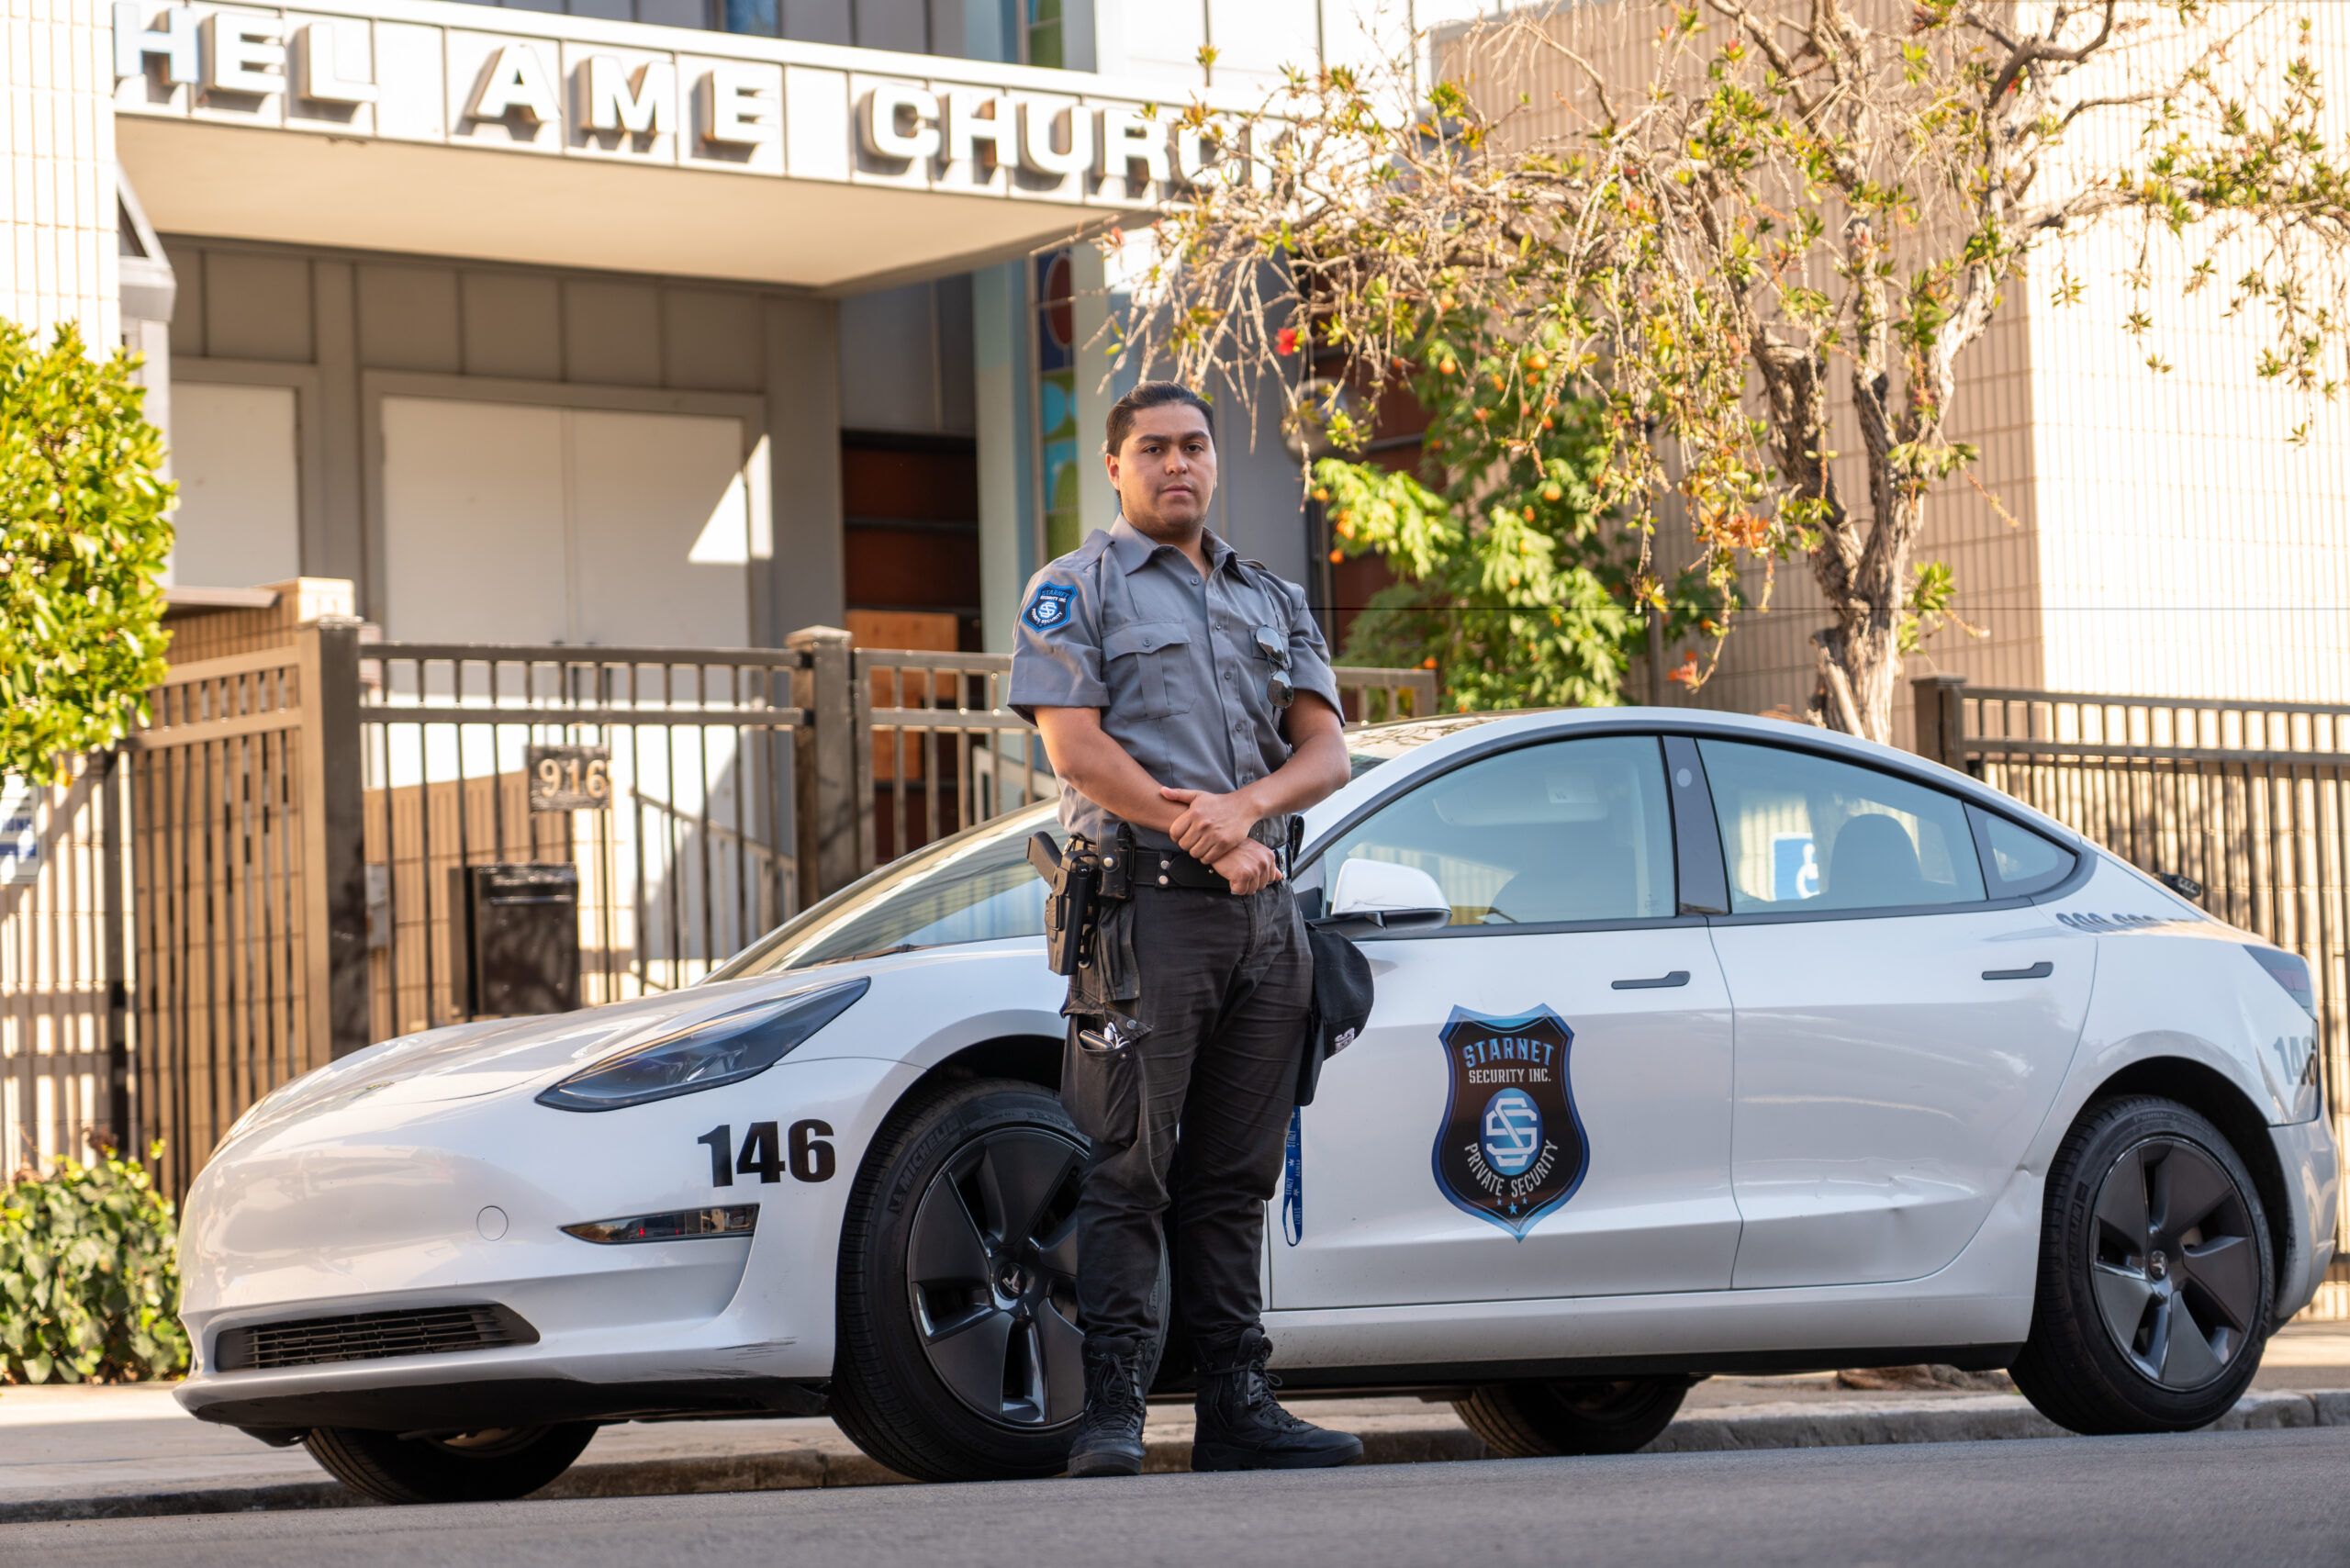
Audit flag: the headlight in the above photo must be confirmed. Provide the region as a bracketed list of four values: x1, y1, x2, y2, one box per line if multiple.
[534, 980, 868, 1112]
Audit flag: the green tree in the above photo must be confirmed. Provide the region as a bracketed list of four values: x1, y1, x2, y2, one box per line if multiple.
[1311, 336, 1727, 712]
[0, 320, 173, 782]
[1125, 2, 2350, 739]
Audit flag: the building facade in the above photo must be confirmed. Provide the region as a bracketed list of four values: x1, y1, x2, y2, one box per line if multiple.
[11, 0, 1489, 666]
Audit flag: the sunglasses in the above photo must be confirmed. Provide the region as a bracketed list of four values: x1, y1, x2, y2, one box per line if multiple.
[1255, 626, 1293, 709]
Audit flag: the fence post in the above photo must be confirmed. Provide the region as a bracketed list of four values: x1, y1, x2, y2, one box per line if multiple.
[788, 625, 858, 905]
[1912, 676, 1968, 773]
[99, 745, 132, 1153]
[300, 617, 372, 1059]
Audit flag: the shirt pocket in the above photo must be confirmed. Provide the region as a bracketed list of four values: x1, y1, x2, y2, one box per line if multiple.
[1102, 622, 1195, 720]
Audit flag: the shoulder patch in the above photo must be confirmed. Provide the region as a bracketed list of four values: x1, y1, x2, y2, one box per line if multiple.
[1024, 582, 1077, 632]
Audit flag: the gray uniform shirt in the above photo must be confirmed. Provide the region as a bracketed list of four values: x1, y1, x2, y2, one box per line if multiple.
[1008, 518, 1342, 853]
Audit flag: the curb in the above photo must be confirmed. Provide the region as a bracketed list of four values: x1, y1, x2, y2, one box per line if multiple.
[8, 1389, 2346, 1525]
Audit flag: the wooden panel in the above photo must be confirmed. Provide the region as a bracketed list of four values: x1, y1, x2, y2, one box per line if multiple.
[0, 761, 109, 1176]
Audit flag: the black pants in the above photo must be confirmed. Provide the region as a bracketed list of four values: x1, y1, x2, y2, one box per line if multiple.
[1072, 883, 1311, 1349]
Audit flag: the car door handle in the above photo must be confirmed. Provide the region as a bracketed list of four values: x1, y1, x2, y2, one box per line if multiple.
[1611, 970, 1690, 991]
[1982, 961, 2054, 981]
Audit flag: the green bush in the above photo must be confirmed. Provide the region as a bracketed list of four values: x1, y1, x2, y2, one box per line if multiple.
[0, 1148, 188, 1383]
[0, 318, 173, 785]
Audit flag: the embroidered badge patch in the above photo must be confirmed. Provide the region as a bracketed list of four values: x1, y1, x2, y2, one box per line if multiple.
[1024, 583, 1076, 631]
[1431, 1004, 1589, 1240]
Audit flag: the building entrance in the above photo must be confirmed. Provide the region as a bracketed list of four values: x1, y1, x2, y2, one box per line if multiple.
[381, 397, 755, 647]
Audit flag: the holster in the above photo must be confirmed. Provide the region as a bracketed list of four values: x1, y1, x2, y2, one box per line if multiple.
[1027, 833, 1096, 977]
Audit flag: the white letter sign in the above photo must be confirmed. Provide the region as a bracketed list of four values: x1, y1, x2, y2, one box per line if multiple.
[294, 21, 375, 104]
[472, 43, 559, 123]
[1095, 107, 1168, 185]
[703, 62, 778, 146]
[112, 2, 197, 84]
[583, 56, 675, 135]
[1019, 100, 1091, 176]
[858, 83, 938, 162]
[204, 11, 285, 95]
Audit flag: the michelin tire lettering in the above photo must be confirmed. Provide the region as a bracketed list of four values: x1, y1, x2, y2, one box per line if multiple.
[1432, 1004, 1589, 1240]
[698, 1120, 835, 1185]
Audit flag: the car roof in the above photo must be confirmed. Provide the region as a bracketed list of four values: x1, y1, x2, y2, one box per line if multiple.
[1309, 705, 2093, 852]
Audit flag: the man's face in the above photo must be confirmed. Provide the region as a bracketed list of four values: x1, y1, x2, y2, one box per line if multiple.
[1106, 404, 1217, 535]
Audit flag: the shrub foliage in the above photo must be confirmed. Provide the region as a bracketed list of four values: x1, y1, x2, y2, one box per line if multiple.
[0, 319, 173, 784]
[0, 1148, 189, 1383]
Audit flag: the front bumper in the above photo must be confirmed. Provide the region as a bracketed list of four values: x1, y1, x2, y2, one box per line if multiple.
[174, 1054, 920, 1432]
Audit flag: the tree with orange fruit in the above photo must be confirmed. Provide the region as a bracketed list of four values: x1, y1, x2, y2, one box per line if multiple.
[1122, 1, 2350, 738]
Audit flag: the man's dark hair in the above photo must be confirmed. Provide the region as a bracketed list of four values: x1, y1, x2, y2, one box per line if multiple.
[1104, 381, 1214, 456]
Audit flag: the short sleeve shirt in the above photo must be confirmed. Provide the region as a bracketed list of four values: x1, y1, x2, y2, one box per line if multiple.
[1008, 518, 1342, 851]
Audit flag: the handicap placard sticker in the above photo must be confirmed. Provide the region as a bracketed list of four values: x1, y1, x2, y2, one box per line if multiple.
[1431, 1004, 1588, 1240]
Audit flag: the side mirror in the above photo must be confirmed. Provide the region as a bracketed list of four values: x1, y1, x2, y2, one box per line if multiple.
[1327, 858, 1451, 931]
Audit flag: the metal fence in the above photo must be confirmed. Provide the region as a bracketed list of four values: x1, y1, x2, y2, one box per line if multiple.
[8, 623, 1438, 1198]
[359, 639, 810, 1034]
[123, 632, 353, 1196]
[1916, 677, 2350, 1318]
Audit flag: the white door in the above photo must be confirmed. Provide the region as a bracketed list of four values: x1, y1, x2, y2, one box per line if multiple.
[1694, 737, 2094, 1290]
[381, 398, 569, 644]
[380, 398, 751, 647]
[1274, 734, 1740, 1309]
[169, 381, 301, 588]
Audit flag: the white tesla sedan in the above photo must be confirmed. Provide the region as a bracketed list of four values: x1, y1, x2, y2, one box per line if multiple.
[173, 710, 2337, 1502]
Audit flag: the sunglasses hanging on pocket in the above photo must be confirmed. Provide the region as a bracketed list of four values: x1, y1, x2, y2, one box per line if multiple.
[1255, 625, 1294, 709]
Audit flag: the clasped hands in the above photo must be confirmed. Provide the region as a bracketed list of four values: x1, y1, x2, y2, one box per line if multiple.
[1160, 785, 1281, 895]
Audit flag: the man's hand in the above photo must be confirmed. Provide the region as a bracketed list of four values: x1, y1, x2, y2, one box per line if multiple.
[1214, 840, 1283, 896]
[1161, 786, 1259, 866]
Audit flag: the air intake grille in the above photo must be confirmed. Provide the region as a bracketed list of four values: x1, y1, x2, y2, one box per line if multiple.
[214, 1305, 537, 1372]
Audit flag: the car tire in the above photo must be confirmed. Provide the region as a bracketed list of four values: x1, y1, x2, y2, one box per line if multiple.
[2010, 1095, 2273, 1435]
[1452, 1376, 1692, 1458]
[302, 1423, 598, 1504]
[831, 1076, 1167, 1483]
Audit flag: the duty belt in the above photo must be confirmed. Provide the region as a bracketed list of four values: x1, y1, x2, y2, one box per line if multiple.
[1134, 845, 1236, 893]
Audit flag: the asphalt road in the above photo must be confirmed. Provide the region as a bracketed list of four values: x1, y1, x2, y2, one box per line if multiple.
[17, 1427, 2349, 1568]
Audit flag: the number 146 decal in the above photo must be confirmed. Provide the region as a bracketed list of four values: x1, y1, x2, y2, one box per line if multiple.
[697, 1122, 834, 1186]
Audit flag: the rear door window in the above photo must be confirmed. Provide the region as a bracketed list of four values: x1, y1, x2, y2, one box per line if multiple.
[1696, 739, 1986, 914]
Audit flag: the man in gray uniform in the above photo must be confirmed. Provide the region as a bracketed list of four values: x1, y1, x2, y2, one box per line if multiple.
[1010, 381, 1361, 1478]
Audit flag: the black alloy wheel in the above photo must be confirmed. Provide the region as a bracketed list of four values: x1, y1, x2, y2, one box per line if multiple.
[2011, 1095, 2273, 1434]
[1453, 1376, 1692, 1458]
[2086, 1136, 2264, 1389]
[907, 1126, 1087, 1427]
[830, 1077, 1167, 1483]
[303, 1422, 598, 1504]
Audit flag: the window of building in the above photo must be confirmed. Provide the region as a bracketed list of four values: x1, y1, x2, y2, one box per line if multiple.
[1697, 739, 1986, 914]
[1318, 736, 1676, 926]
[1024, 0, 1064, 68]
[1034, 250, 1081, 561]
[721, 0, 779, 34]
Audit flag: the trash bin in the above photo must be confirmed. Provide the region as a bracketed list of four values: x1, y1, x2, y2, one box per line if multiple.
[450, 863, 581, 1018]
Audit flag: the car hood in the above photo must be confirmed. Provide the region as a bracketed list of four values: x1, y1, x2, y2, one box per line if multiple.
[219, 972, 866, 1146]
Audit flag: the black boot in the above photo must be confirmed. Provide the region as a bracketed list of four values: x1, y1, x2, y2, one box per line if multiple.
[1068, 1336, 1148, 1477]
[1191, 1327, 1364, 1472]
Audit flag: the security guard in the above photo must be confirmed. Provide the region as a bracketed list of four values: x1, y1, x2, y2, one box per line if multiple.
[1010, 381, 1361, 1478]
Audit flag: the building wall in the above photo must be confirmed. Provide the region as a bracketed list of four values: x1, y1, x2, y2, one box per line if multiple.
[158, 234, 850, 639]
[1467, 1, 2350, 742]
[3, 0, 118, 345]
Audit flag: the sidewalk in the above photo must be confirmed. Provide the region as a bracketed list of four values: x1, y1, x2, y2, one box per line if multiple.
[6, 1327, 2345, 1524]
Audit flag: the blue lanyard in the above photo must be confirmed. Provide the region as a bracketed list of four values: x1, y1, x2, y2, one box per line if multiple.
[1281, 1107, 1304, 1246]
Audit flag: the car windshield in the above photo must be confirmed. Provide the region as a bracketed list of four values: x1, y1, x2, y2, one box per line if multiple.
[708, 803, 1064, 978]
[704, 710, 1515, 976]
